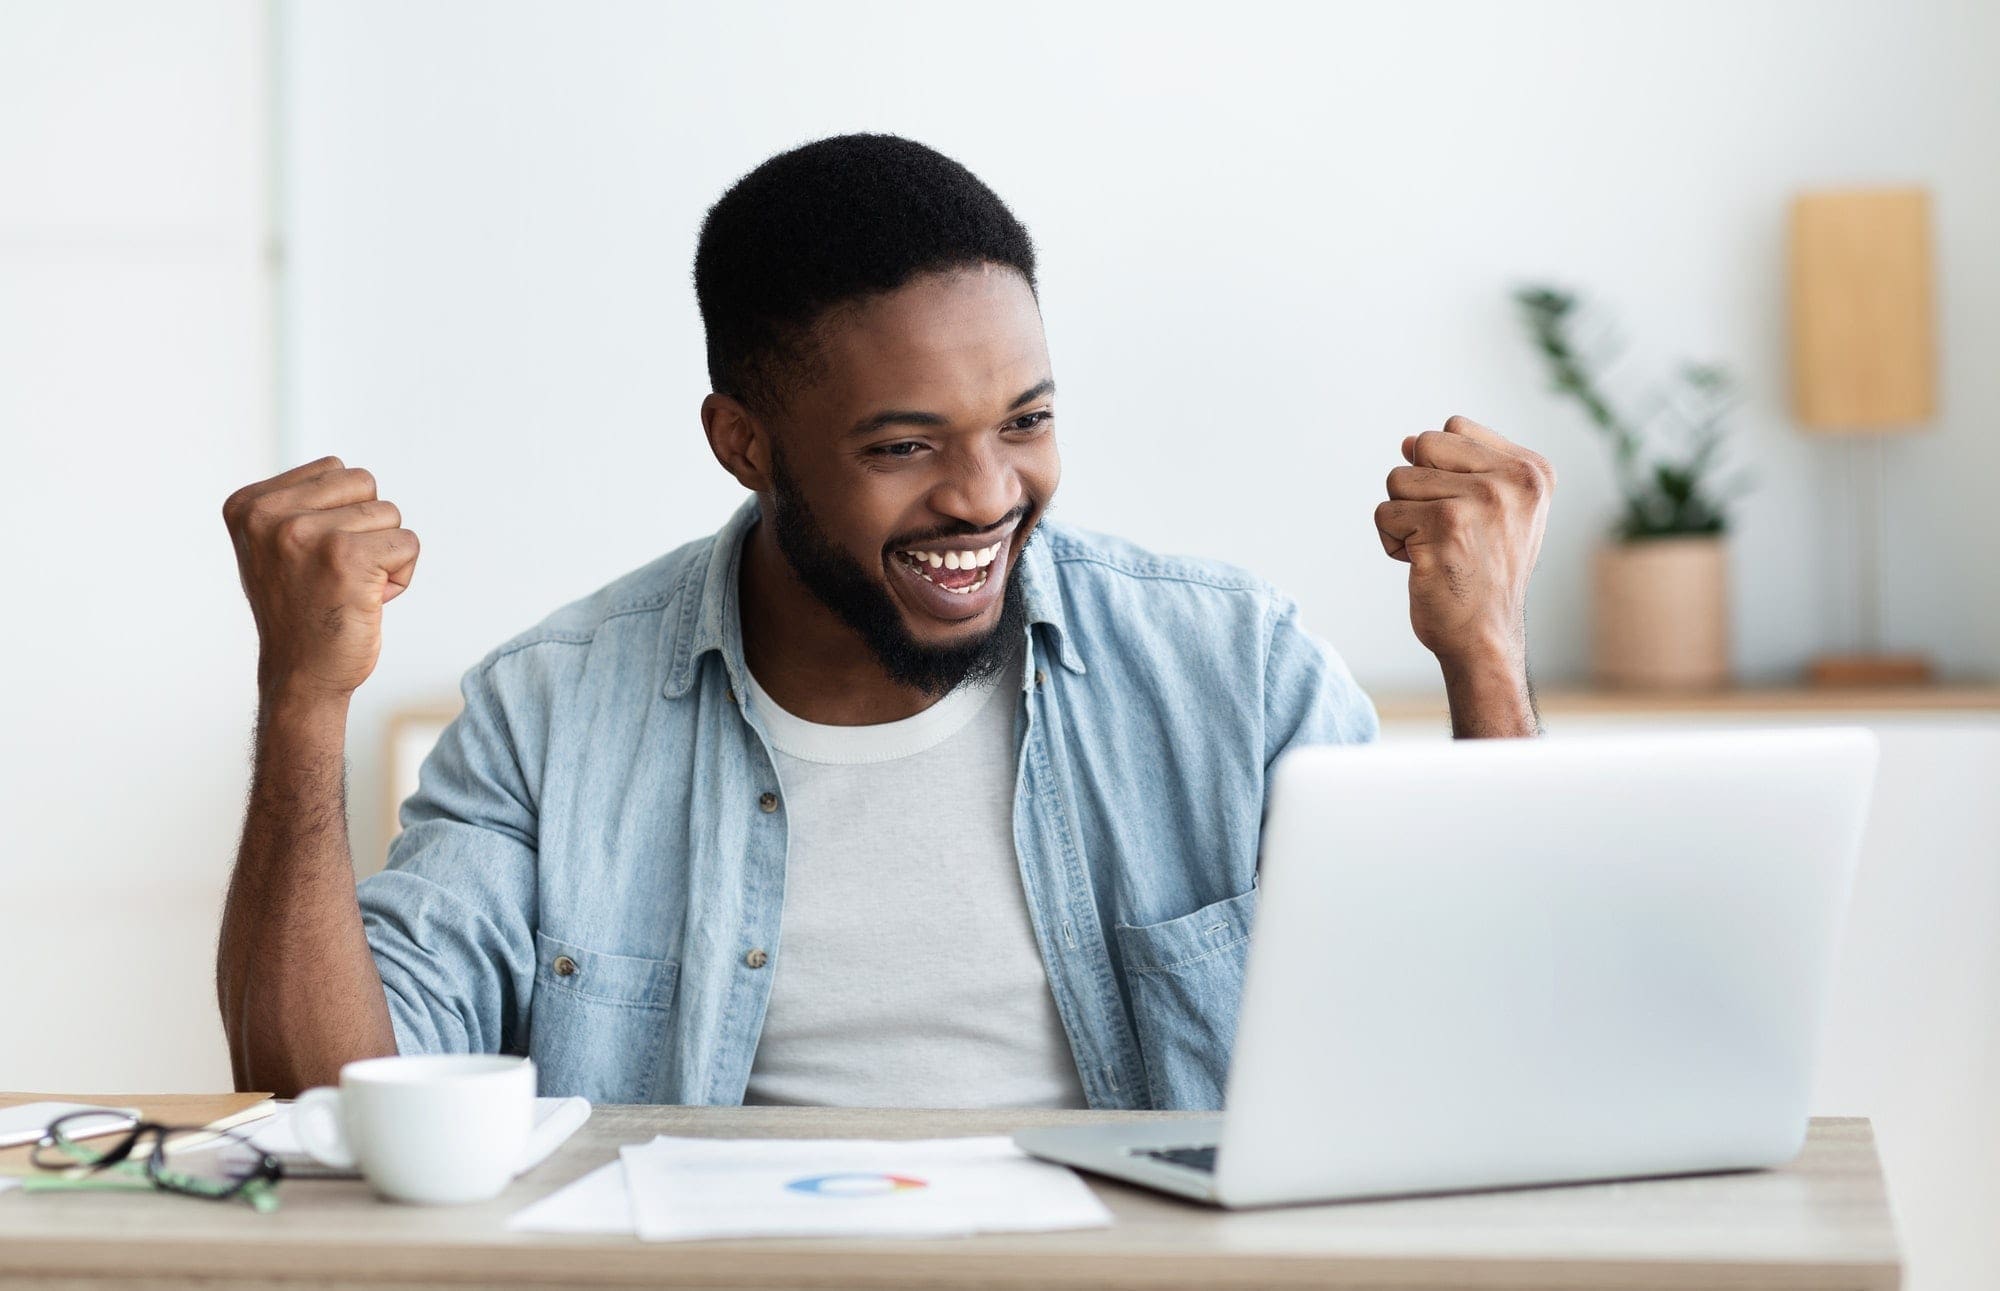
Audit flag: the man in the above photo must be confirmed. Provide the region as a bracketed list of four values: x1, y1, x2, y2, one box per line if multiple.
[216, 133, 1552, 1109]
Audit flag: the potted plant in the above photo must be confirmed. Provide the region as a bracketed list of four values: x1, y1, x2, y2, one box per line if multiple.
[1514, 286, 1751, 690]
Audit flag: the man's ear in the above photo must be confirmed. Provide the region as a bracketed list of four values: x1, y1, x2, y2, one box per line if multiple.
[702, 393, 773, 492]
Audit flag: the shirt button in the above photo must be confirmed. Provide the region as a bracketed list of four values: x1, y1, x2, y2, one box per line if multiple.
[758, 791, 779, 813]
[552, 955, 578, 978]
[1034, 669, 1047, 688]
[745, 948, 769, 969]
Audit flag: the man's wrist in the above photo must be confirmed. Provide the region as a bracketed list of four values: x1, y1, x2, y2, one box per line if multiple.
[256, 681, 352, 747]
[1435, 638, 1539, 738]
[1436, 635, 1523, 684]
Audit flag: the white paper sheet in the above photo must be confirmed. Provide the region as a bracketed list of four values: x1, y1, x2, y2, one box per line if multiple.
[505, 1159, 633, 1234]
[0, 1103, 141, 1149]
[617, 1135, 1113, 1242]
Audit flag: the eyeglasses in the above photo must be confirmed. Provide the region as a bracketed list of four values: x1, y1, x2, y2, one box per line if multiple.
[25, 1110, 283, 1212]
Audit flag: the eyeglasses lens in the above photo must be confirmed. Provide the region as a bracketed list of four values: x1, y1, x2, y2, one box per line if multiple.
[151, 1128, 275, 1198]
[44, 1113, 139, 1168]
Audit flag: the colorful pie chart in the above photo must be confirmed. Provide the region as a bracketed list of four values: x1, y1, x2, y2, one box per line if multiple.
[784, 1172, 930, 1197]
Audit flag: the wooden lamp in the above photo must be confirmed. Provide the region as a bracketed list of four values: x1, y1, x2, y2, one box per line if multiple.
[1788, 186, 1937, 687]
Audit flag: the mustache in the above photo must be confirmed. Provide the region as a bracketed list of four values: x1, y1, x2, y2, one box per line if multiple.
[883, 501, 1034, 552]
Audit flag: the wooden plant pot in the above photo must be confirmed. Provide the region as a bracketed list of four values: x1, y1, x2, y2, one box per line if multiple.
[1591, 535, 1731, 690]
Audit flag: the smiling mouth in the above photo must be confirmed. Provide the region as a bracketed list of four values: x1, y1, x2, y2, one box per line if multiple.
[893, 538, 1006, 596]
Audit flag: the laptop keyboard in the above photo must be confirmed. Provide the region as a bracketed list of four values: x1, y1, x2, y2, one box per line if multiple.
[1135, 1144, 1218, 1173]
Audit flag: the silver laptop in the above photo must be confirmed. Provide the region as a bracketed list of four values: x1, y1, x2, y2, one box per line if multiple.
[1015, 727, 1878, 1207]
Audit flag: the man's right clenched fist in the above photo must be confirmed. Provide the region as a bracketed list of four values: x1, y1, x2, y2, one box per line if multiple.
[223, 456, 419, 703]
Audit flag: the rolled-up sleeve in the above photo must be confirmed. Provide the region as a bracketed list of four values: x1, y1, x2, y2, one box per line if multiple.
[1261, 592, 1379, 771]
[357, 656, 539, 1058]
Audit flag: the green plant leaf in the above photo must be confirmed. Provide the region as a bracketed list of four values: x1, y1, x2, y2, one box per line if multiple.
[1511, 283, 1749, 537]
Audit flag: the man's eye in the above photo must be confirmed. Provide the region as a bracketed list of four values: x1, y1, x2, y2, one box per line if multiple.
[1010, 411, 1053, 433]
[874, 441, 924, 458]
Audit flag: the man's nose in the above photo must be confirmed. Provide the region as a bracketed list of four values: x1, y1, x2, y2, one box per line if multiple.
[928, 440, 1018, 532]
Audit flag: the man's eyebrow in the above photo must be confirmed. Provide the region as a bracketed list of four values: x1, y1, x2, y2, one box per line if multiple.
[843, 378, 1056, 440]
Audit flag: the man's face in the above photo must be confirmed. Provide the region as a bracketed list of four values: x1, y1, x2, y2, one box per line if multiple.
[761, 263, 1060, 695]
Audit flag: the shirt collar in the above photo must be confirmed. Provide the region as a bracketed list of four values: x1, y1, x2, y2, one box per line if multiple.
[662, 496, 1085, 699]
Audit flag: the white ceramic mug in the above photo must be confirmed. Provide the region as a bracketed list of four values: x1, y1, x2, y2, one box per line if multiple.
[293, 1054, 536, 1204]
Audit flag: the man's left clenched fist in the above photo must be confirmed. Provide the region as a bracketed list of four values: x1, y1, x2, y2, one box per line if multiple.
[1376, 414, 1554, 672]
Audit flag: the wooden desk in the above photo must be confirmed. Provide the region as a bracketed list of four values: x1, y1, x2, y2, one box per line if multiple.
[0, 1107, 1901, 1290]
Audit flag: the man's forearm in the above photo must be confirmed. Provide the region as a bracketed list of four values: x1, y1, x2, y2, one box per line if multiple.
[1438, 648, 1542, 739]
[216, 693, 397, 1096]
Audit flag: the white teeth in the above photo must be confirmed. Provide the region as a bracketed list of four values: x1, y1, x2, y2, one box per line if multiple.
[897, 539, 1005, 573]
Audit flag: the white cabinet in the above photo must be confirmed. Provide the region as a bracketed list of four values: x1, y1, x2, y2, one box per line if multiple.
[1379, 697, 2000, 1291]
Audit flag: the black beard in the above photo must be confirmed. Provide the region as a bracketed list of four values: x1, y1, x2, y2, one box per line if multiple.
[763, 448, 1031, 698]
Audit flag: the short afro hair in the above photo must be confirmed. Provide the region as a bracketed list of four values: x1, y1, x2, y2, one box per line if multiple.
[693, 132, 1039, 420]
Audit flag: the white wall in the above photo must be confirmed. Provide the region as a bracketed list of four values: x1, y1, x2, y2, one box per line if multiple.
[0, 0, 270, 1090]
[277, 0, 2000, 876]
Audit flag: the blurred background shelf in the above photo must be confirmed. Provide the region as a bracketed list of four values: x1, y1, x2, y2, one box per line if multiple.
[1373, 682, 2000, 724]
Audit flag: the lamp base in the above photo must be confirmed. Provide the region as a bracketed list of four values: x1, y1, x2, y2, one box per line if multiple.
[1805, 653, 1934, 687]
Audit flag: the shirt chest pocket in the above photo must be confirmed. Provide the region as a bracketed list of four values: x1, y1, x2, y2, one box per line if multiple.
[1113, 886, 1259, 1110]
[528, 931, 680, 1104]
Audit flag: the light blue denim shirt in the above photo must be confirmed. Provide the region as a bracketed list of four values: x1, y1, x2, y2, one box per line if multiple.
[357, 497, 1378, 1109]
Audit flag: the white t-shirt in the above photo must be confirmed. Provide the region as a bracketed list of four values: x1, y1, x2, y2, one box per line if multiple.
[740, 650, 1087, 1108]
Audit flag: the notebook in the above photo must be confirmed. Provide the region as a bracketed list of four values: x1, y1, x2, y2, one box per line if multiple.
[0, 1091, 275, 1176]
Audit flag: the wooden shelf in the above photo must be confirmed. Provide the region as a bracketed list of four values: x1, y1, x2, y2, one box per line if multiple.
[1373, 682, 2000, 724]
